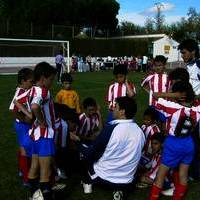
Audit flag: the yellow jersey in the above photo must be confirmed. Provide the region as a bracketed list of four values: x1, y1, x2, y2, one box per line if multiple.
[55, 89, 80, 113]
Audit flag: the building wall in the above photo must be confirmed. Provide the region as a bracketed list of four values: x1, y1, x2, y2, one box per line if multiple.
[153, 37, 181, 62]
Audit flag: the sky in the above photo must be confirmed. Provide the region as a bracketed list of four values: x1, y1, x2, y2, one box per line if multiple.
[117, 0, 200, 26]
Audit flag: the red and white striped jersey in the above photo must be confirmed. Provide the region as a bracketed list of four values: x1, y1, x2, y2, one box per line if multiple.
[9, 87, 27, 111]
[78, 113, 100, 136]
[107, 82, 136, 110]
[147, 153, 161, 180]
[141, 73, 170, 106]
[15, 86, 55, 141]
[141, 124, 160, 155]
[155, 98, 200, 136]
[54, 118, 68, 148]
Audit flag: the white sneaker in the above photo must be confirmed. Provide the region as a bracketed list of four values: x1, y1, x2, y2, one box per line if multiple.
[32, 189, 44, 200]
[161, 187, 175, 196]
[83, 183, 92, 194]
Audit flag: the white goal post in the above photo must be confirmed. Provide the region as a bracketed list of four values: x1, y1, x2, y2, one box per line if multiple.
[0, 38, 70, 72]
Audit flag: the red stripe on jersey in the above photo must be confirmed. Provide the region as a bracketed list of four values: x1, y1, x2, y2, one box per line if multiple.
[148, 154, 161, 179]
[158, 74, 162, 93]
[142, 124, 160, 155]
[107, 82, 136, 110]
[155, 98, 200, 136]
[41, 87, 48, 99]
[11, 88, 26, 111]
[151, 76, 155, 105]
[117, 83, 122, 97]
[18, 88, 26, 96]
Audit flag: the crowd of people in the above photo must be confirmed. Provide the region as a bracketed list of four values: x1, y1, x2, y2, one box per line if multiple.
[8, 39, 200, 200]
[55, 53, 153, 80]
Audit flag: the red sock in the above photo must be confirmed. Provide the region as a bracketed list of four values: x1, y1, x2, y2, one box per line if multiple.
[149, 184, 162, 200]
[172, 184, 188, 200]
[21, 155, 29, 183]
[173, 170, 179, 187]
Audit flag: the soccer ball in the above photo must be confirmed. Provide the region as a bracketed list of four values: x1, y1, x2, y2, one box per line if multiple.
[32, 189, 44, 200]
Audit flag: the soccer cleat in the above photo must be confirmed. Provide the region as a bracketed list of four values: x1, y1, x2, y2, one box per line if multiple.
[83, 183, 92, 194]
[161, 187, 175, 196]
[113, 191, 123, 200]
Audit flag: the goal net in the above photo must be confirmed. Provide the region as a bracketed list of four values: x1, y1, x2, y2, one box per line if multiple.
[0, 38, 70, 73]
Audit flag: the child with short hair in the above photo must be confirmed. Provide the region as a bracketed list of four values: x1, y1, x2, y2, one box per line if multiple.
[141, 108, 161, 157]
[29, 62, 57, 199]
[106, 64, 136, 122]
[9, 68, 34, 186]
[76, 97, 103, 193]
[141, 55, 170, 106]
[78, 97, 102, 144]
[138, 132, 165, 187]
[56, 72, 80, 114]
[149, 81, 200, 200]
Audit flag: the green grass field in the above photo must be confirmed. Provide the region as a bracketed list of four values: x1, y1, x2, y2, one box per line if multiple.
[0, 71, 200, 200]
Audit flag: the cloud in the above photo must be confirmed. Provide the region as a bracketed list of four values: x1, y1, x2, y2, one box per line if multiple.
[117, 12, 183, 26]
[117, 12, 146, 25]
[141, 2, 175, 15]
[165, 15, 184, 24]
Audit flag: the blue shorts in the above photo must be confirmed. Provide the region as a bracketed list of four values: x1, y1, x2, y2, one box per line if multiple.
[15, 121, 33, 157]
[32, 138, 55, 157]
[161, 135, 195, 168]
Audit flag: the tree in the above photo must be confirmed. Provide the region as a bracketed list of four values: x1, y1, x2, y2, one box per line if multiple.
[144, 17, 155, 34]
[119, 21, 144, 35]
[186, 7, 200, 41]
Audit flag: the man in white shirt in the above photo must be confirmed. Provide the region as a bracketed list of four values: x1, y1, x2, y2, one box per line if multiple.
[70, 96, 145, 200]
[142, 55, 148, 72]
[178, 39, 200, 95]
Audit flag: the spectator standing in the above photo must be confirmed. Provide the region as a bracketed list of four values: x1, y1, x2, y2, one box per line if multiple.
[55, 50, 65, 83]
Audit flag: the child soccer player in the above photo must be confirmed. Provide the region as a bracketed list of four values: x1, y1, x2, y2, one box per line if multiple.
[77, 97, 103, 193]
[141, 55, 170, 106]
[149, 81, 200, 200]
[139, 132, 165, 187]
[56, 72, 80, 114]
[15, 62, 57, 199]
[141, 108, 161, 157]
[141, 55, 170, 134]
[9, 68, 34, 186]
[106, 64, 136, 122]
[78, 97, 103, 146]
